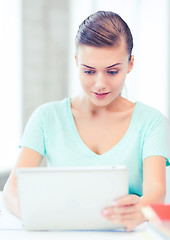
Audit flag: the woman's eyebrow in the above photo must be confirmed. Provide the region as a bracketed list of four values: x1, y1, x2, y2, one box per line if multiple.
[106, 63, 122, 69]
[81, 64, 95, 69]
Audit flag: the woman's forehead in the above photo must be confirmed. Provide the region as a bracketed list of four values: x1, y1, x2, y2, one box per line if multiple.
[76, 42, 129, 68]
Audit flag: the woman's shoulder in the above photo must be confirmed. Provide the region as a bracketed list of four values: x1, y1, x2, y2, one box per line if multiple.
[134, 101, 169, 128]
[135, 101, 164, 118]
[27, 98, 70, 125]
[33, 98, 70, 114]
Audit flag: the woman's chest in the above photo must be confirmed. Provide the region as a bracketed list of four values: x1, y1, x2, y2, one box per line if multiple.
[72, 113, 133, 155]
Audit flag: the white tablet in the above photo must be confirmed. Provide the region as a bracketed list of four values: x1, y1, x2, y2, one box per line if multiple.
[16, 166, 128, 231]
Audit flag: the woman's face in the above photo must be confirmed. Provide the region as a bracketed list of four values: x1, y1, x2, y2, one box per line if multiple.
[75, 39, 134, 108]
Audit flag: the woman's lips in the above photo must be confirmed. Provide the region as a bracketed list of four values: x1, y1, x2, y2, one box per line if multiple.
[93, 92, 110, 99]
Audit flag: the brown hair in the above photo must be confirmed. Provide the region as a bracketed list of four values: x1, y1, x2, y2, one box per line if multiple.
[75, 11, 133, 60]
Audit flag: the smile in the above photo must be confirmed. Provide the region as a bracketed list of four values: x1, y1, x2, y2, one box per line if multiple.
[93, 92, 110, 99]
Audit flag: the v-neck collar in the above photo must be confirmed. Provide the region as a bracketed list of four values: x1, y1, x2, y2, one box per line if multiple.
[65, 98, 139, 159]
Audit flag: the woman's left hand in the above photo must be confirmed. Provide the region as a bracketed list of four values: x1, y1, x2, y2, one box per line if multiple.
[101, 194, 146, 231]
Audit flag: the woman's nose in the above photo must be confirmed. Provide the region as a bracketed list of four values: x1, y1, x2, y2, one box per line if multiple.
[94, 73, 106, 91]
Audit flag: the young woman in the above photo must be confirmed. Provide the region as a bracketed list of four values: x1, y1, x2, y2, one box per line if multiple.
[3, 11, 170, 231]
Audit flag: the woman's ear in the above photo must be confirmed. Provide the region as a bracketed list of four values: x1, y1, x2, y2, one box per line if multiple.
[75, 55, 78, 67]
[128, 55, 134, 73]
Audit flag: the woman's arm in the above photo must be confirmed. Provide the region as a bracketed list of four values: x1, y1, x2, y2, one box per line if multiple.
[101, 156, 166, 231]
[141, 155, 166, 204]
[2, 147, 43, 218]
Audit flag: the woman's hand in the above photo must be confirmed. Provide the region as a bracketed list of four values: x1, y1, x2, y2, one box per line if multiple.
[3, 147, 42, 217]
[101, 194, 147, 231]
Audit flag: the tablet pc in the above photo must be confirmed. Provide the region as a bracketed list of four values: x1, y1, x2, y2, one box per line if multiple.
[16, 166, 128, 231]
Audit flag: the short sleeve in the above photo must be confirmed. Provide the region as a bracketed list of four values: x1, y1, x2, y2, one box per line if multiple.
[143, 113, 170, 166]
[21, 106, 46, 156]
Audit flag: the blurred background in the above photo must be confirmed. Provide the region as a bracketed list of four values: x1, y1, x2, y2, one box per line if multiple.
[0, 0, 170, 200]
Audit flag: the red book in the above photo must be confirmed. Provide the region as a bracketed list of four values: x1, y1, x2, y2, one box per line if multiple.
[142, 203, 170, 239]
[148, 203, 170, 222]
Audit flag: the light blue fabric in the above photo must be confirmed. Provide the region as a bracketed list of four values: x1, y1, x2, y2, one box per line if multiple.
[22, 98, 170, 196]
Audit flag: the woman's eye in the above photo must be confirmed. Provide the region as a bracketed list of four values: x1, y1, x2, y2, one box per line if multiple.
[84, 70, 95, 74]
[107, 70, 118, 75]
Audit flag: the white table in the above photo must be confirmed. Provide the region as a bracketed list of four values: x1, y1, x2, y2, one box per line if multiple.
[0, 192, 160, 240]
[0, 230, 150, 240]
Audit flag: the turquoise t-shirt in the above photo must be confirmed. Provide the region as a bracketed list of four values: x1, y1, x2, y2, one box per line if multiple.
[22, 98, 170, 196]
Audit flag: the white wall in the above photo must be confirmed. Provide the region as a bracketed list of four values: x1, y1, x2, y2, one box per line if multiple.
[0, 0, 22, 169]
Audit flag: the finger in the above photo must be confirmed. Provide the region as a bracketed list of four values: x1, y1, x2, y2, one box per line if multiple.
[101, 205, 138, 216]
[106, 211, 141, 221]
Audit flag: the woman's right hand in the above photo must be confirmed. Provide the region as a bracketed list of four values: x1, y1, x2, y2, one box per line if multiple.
[2, 147, 43, 217]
